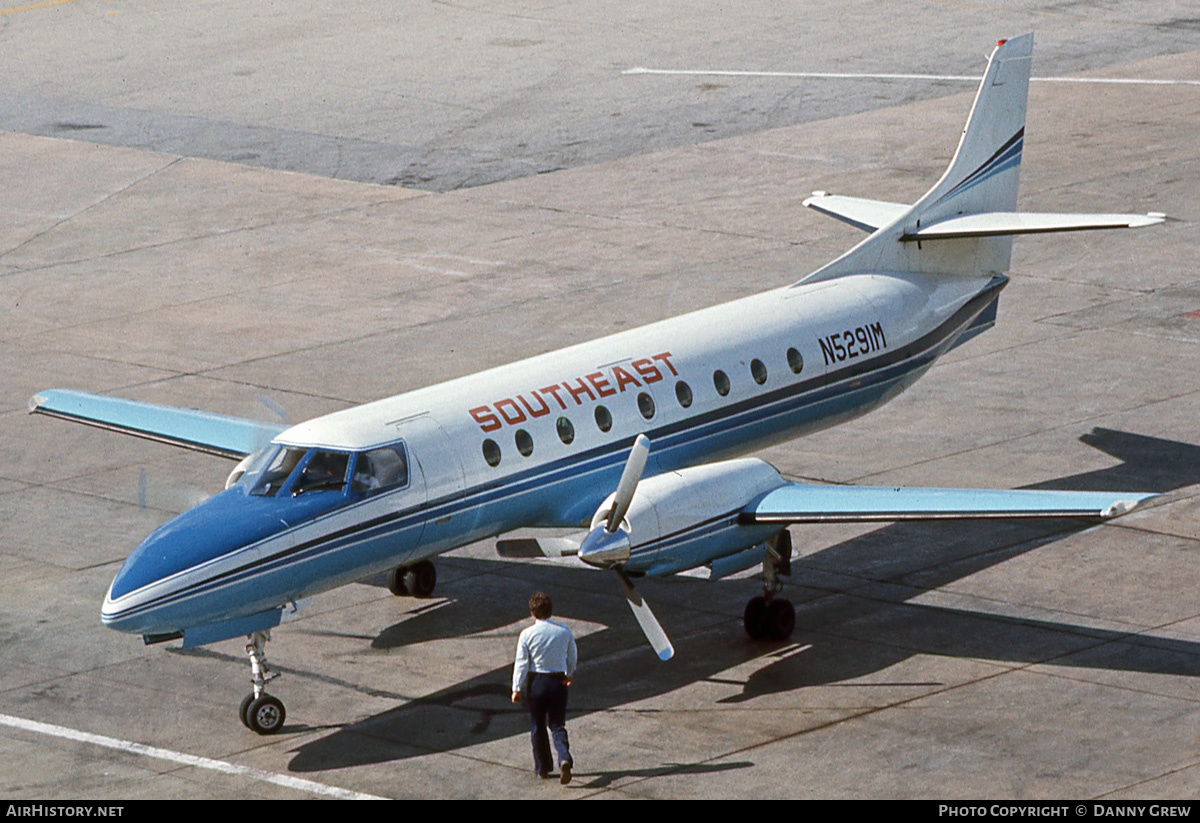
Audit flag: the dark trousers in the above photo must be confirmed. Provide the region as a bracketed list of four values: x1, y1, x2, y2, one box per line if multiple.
[526, 673, 572, 775]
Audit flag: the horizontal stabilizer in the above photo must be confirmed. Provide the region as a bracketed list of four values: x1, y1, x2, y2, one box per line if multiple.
[495, 535, 583, 558]
[29, 389, 285, 460]
[802, 192, 909, 233]
[744, 483, 1157, 523]
[903, 211, 1166, 241]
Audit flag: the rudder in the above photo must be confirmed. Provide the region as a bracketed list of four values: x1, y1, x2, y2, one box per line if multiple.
[914, 34, 1032, 223]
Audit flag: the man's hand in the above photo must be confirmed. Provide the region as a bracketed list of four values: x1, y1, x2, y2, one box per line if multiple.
[563, 677, 572, 687]
[511, 691, 522, 704]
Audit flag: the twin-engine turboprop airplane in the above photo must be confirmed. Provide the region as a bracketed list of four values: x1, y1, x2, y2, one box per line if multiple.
[30, 34, 1165, 734]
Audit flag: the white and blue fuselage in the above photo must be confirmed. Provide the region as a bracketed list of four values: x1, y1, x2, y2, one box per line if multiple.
[100, 269, 1003, 640]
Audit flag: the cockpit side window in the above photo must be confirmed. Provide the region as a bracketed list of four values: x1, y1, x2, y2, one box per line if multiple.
[231, 445, 279, 490]
[351, 445, 409, 494]
[292, 450, 351, 496]
[249, 446, 307, 497]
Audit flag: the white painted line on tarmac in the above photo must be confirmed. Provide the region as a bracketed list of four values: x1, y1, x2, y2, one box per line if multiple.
[0, 712, 386, 800]
[622, 68, 1200, 86]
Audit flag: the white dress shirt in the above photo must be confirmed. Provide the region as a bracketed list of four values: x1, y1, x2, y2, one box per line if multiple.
[513, 618, 578, 692]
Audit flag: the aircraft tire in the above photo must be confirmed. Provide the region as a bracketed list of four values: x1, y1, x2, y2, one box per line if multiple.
[246, 694, 286, 735]
[767, 599, 795, 641]
[743, 596, 768, 640]
[386, 567, 408, 596]
[238, 693, 255, 728]
[403, 560, 437, 598]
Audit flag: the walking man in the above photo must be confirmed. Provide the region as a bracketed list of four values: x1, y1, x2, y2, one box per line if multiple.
[512, 591, 577, 783]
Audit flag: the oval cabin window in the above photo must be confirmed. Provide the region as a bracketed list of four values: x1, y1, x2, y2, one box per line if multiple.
[675, 380, 692, 408]
[595, 405, 613, 432]
[787, 347, 804, 374]
[750, 359, 768, 385]
[713, 370, 730, 397]
[482, 439, 502, 467]
[637, 392, 655, 420]
[515, 429, 534, 457]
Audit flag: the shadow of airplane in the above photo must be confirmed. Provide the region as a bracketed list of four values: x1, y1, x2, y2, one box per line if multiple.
[286, 428, 1200, 773]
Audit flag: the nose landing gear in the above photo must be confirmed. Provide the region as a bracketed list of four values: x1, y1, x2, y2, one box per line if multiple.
[239, 630, 286, 735]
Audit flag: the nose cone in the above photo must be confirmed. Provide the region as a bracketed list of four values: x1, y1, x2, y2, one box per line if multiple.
[578, 526, 631, 569]
[101, 486, 323, 635]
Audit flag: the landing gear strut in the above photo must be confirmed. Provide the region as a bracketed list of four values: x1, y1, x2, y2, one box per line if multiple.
[239, 630, 286, 735]
[386, 559, 437, 598]
[743, 531, 795, 641]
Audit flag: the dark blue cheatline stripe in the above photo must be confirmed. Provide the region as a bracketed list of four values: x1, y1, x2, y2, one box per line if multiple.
[107, 277, 1007, 623]
[932, 129, 1023, 208]
[627, 511, 743, 560]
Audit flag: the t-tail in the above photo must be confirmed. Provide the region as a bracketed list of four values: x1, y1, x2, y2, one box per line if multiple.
[800, 33, 1163, 285]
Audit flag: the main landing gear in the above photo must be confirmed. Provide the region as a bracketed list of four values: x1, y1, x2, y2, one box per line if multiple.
[386, 559, 437, 598]
[239, 630, 286, 735]
[743, 531, 795, 642]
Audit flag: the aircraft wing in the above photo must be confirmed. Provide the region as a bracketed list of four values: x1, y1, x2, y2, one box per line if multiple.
[744, 483, 1156, 523]
[29, 389, 286, 459]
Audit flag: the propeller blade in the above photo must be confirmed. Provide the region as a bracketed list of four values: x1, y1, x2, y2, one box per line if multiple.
[607, 434, 650, 533]
[615, 569, 674, 661]
[256, 394, 289, 422]
[135, 468, 210, 512]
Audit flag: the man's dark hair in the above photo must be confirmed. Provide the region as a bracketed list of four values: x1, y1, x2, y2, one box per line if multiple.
[529, 592, 553, 620]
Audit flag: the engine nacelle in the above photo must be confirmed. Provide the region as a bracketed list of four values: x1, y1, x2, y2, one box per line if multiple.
[582, 458, 788, 577]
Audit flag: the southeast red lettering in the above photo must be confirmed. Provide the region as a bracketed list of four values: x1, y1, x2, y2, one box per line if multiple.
[563, 378, 596, 405]
[469, 350, 677, 425]
[586, 371, 616, 398]
[631, 358, 662, 384]
[651, 351, 678, 376]
[495, 398, 527, 425]
[612, 366, 641, 392]
[539, 384, 568, 410]
[469, 406, 502, 433]
[517, 392, 550, 418]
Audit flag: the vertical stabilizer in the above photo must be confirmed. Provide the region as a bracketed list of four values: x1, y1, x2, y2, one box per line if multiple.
[911, 34, 1031, 231]
[800, 34, 1033, 284]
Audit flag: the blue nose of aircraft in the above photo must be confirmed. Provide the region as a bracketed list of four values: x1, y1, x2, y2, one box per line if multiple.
[101, 484, 353, 636]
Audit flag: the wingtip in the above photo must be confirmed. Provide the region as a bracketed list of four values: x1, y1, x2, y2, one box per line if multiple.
[1101, 500, 1133, 518]
[1101, 494, 1158, 518]
[1124, 212, 1168, 229]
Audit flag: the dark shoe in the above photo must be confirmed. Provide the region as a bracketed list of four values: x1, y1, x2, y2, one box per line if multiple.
[559, 761, 572, 785]
[537, 771, 552, 779]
